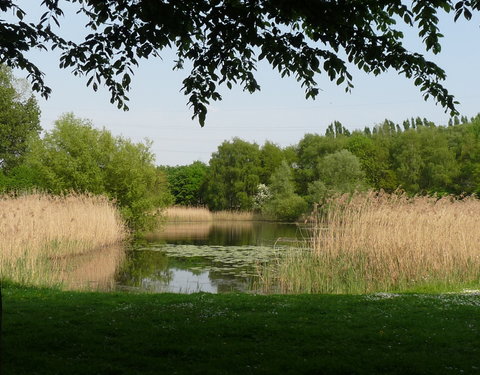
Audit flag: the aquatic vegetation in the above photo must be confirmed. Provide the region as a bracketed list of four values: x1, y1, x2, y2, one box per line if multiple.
[118, 243, 285, 293]
[133, 244, 286, 278]
[120, 222, 303, 293]
[258, 192, 480, 294]
[211, 210, 258, 222]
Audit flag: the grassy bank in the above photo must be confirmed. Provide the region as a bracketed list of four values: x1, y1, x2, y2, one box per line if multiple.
[259, 192, 480, 294]
[0, 193, 127, 288]
[2, 284, 480, 374]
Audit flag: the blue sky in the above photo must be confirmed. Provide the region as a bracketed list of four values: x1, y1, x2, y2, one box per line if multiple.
[10, 3, 480, 166]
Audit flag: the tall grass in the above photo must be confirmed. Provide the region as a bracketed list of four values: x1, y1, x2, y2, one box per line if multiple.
[165, 206, 213, 222]
[258, 191, 480, 294]
[212, 210, 256, 221]
[0, 193, 127, 289]
[164, 206, 258, 222]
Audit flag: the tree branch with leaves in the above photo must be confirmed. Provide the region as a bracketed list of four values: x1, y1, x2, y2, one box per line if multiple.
[1, 0, 479, 125]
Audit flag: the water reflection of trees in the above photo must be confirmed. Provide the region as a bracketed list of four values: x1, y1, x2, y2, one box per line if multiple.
[208, 269, 252, 293]
[117, 251, 173, 287]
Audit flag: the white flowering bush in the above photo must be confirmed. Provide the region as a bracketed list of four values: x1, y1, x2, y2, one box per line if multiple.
[253, 184, 272, 210]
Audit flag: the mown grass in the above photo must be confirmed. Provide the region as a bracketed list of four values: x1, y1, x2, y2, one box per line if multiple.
[259, 192, 480, 294]
[2, 283, 480, 375]
[0, 193, 127, 288]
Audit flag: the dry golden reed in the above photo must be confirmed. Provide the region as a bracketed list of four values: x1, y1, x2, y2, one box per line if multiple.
[164, 206, 213, 222]
[260, 191, 480, 294]
[0, 193, 127, 288]
[212, 210, 255, 221]
[164, 206, 257, 222]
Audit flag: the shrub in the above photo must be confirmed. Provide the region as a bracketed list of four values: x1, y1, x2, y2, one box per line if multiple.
[263, 194, 307, 222]
[262, 160, 307, 222]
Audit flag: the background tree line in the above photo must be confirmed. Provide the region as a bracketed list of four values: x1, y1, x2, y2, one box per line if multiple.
[163, 115, 480, 221]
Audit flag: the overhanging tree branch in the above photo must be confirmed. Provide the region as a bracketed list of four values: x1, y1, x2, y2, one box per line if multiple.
[1, 0, 478, 125]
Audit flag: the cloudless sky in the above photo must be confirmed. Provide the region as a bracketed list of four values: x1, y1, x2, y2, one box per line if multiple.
[9, 3, 480, 166]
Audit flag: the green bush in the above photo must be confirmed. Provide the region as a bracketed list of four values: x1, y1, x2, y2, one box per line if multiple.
[262, 161, 307, 222]
[263, 194, 307, 222]
[1, 164, 40, 192]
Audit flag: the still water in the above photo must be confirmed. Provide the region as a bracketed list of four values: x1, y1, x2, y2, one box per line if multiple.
[115, 221, 305, 293]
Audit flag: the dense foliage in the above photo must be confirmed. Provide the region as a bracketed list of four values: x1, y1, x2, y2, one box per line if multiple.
[161, 115, 480, 221]
[202, 138, 262, 211]
[162, 161, 208, 206]
[0, 63, 478, 225]
[25, 114, 172, 230]
[0, 65, 40, 172]
[307, 149, 368, 205]
[262, 161, 307, 222]
[3, 2, 480, 123]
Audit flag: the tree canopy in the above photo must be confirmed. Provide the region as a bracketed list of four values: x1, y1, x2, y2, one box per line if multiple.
[162, 161, 208, 206]
[24, 113, 172, 230]
[203, 138, 261, 210]
[1, 1, 479, 125]
[0, 65, 40, 171]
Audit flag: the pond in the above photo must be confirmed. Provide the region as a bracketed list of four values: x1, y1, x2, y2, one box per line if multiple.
[115, 221, 307, 293]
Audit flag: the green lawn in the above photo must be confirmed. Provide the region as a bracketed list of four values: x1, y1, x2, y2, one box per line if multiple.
[2, 284, 479, 374]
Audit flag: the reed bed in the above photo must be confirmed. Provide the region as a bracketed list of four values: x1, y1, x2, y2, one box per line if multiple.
[164, 206, 213, 222]
[0, 193, 127, 288]
[164, 206, 257, 222]
[258, 191, 480, 294]
[212, 210, 256, 221]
